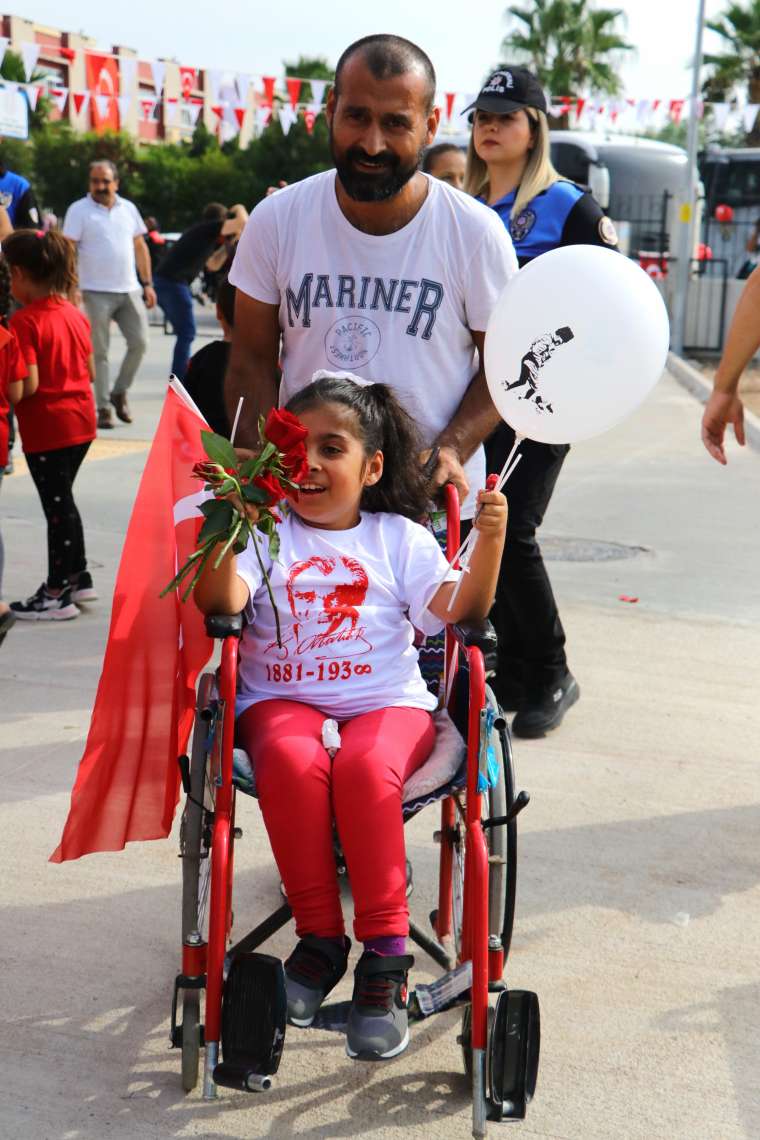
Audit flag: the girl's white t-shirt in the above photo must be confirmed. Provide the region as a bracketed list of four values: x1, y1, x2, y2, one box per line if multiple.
[235, 511, 459, 719]
[228, 170, 518, 518]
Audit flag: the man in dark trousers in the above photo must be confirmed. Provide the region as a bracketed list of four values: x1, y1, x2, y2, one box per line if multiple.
[154, 204, 243, 380]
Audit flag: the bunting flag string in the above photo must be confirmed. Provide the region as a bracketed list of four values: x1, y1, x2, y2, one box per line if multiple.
[6, 39, 759, 144]
[309, 79, 327, 107]
[12, 37, 759, 139]
[25, 84, 42, 112]
[151, 60, 166, 99]
[19, 42, 40, 81]
[94, 93, 111, 120]
[72, 91, 90, 117]
[119, 56, 137, 96]
[262, 76, 276, 107]
[286, 77, 301, 110]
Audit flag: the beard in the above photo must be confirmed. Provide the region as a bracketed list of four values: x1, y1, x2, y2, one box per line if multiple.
[330, 128, 423, 202]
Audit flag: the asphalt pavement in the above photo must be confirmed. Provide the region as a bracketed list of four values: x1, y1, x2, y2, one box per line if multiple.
[1, 311, 759, 1140]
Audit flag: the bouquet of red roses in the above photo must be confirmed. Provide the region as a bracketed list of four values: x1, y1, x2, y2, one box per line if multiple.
[161, 408, 308, 641]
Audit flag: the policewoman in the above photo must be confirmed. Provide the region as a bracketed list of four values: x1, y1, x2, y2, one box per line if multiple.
[464, 66, 618, 738]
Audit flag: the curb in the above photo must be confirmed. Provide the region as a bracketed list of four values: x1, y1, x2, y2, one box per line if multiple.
[667, 351, 760, 455]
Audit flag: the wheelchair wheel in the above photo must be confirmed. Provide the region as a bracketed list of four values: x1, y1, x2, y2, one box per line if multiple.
[449, 685, 513, 963]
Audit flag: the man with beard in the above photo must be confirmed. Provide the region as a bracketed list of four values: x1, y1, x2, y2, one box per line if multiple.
[226, 34, 517, 515]
[63, 161, 156, 429]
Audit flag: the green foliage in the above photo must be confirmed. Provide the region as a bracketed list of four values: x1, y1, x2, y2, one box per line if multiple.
[0, 136, 34, 180]
[32, 125, 141, 217]
[501, 0, 634, 96]
[234, 115, 331, 204]
[201, 430, 238, 469]
[284, 55, 334, 105]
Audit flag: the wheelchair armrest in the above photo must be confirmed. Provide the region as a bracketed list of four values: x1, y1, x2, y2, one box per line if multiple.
[450, 619, 498, 673]
[205, 613, 244, 639]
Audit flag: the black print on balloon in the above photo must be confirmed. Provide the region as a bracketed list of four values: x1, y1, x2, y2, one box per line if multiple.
[501, 326, 575, 415]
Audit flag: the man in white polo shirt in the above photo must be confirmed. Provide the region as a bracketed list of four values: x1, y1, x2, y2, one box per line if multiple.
[64, 161, 156, 429]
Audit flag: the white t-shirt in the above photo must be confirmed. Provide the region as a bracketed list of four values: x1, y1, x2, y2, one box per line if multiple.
[229, 170, 518, 518]
[235, 510, 459, 719]
[63, 194, 146, 293]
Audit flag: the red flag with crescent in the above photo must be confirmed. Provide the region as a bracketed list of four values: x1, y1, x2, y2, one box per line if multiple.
[86, 52, 120, 132]
[51, 383, 213, 862]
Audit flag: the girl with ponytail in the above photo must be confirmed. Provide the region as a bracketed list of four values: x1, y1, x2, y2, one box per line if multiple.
[194, 369, 508, 1063]
[3, 228, 97, 620]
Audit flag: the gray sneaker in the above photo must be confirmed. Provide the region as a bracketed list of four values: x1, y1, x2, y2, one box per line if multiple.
[284, 935, 350, 1027]
[346, 951, 414, 1061]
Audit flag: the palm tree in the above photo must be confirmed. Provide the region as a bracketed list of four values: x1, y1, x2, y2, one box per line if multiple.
[703, 1, 760, 140]
[501, 0, 634, 99]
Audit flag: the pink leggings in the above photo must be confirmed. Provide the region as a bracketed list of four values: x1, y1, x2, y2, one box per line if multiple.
[236, 700, 435, 943]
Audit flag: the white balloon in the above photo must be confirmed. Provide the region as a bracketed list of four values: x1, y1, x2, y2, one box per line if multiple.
[484, 245, 670, 444]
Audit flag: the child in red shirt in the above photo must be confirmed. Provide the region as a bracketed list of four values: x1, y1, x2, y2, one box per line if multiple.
[0, 256, 33, 644]
[4, 230, 97, 621]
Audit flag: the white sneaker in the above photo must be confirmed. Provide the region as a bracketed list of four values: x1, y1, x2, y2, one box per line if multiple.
[10, 583, 80, 621]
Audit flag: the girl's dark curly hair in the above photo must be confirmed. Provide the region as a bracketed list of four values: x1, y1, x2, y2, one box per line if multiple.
[2, 229, 78, 297]
[286, 375, 432, 521]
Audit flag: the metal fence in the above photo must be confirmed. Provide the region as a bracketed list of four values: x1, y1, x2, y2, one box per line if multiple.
[607, 192, 735, 355]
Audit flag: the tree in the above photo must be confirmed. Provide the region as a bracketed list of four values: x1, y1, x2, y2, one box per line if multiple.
[233, 54, 332, 202]
[33, 126, 141, 217]
[283, 55, 333, 106]
[703, 1, 760, 142]
[501, 0, 634, 98]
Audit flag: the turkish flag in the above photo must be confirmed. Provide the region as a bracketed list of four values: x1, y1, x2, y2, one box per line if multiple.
[179, 66, 197, 100]
[51, 381, 213, 862]
[86, 52, 120, 132]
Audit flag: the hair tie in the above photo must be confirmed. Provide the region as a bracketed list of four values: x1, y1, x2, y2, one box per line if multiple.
[310, 368, 374, 388]
[35, 230, 44, 239]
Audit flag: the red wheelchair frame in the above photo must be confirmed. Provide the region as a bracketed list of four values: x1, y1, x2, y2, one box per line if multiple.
[171, 486, 539, 1136]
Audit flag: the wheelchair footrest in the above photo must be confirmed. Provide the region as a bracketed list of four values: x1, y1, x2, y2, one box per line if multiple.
[487, 989, 540, 1122]
[220, 952, 287, 1079]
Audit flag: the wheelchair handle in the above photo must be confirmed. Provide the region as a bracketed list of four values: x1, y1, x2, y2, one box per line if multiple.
[482, 790, 531, 830]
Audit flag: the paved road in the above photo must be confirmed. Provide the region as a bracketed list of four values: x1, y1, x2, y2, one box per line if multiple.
[2, 317, 759, 1139]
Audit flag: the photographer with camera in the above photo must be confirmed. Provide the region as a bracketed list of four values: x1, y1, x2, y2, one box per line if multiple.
[154, 203, 245, 381]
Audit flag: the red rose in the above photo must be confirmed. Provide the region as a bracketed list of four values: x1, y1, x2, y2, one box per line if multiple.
[264, 408, 308, 452]
[282, 440, 309, 485]
[254, 471, 286, 506]
[192, 460, 226, 485]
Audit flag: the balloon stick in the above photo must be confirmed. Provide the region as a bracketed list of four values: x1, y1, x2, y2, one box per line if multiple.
[445, 433, 524, 613]
[229, 397, 244, 445]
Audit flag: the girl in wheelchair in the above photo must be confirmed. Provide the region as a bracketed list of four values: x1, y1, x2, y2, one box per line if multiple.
[194, 373, 506, 1061]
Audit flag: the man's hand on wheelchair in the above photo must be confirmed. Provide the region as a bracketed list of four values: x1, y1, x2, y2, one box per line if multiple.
[419, 444, 470, 503]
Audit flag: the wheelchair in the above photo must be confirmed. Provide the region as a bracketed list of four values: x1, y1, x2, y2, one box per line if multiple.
[169, 486, 540, 1137]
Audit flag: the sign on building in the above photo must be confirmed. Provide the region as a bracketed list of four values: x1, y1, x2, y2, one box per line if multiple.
[0, 87, 29, 140]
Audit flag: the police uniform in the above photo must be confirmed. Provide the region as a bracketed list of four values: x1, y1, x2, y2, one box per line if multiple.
[490, 179, 618, 268]
[463, 66, 618, 733]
